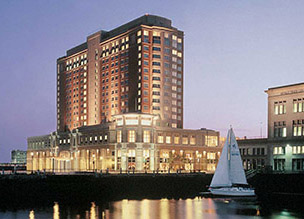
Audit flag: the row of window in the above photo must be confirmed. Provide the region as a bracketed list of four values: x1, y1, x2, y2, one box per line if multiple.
[240, 147, 266, 156]
[274, 99, 304, 115]
[65, 54, 87, 71]
[273, 146, 304, 155]
[80, 135, 108, 144]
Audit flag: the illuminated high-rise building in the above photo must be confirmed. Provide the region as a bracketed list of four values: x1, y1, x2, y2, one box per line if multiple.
[57, 15, 184, 131]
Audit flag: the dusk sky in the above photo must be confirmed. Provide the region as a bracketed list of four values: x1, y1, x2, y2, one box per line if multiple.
[1, 1, 304, 162]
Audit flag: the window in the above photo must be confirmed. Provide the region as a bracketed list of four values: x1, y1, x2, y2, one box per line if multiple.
[205, 136, 218, 147]
[274, 159, 285, 171]
[152, 54, 161, 59]
[182, 136, 188, 145]
[153, 36, 161, 44]
[152, 62, 161, 66]
[207, 152, 216, 159]
[117, 130, 122, 143]
[164, 38, 170, 46]
[293, 99, 304, 113]
[152, 69, 161, 74]
[274, 101, 286, 115]
[152, 47, 161, 51]
[174, 136, 180, 144]
[166, 136, 171, 144]
[190, 136, 196, 145]
[273, 146, 285, 155]
[143, 130, 150, 143]
[274, 121, 287, 137]
[158, 135, 164, 143]
[292, 146, 304, 154]
[128, 130, 136, 143]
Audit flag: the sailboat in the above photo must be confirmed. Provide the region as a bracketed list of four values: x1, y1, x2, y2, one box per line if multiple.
[208, 128, 255, 197]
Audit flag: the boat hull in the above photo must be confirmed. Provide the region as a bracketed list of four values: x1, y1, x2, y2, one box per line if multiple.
[209, 187, 255, 197]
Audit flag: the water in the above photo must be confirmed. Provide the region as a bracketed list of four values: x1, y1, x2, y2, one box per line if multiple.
[0, 197, 303, 219]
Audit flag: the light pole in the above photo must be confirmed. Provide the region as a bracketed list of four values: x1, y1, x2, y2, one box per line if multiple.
[30, 152, 34, 173]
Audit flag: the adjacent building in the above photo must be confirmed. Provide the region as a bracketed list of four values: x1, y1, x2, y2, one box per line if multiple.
[11, 150, 27, 164]
[27, 15, 221, 173]
[238, 82, 304, 172]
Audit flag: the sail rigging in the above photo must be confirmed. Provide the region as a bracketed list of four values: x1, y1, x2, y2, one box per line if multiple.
[210, 128, 247, 187]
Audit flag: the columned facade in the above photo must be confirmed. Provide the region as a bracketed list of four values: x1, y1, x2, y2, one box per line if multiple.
[27, 113, 220, 173]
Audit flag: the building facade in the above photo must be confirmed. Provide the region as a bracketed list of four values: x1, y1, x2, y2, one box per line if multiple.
[11, 150, 27, 164]
[237, 138, 269, 170]
[27, 113, 220, 173]
[57, 15, 184, 132]
[238, 82, 304, 172]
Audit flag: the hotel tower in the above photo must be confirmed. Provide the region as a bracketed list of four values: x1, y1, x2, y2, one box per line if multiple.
[57, 15, 184, 132]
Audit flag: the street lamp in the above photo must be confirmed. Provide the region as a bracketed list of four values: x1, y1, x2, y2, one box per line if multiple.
[30, 152, 34, 173]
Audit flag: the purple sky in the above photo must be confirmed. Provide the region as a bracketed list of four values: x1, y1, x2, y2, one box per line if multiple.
[1, 1, 304, 162]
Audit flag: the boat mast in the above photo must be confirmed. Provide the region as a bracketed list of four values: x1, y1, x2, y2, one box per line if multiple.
[228, 127, 232, 184]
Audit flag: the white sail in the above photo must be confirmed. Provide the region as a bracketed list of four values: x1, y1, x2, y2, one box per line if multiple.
[210, 131, 232, 187]
[229, 129, 248, 185]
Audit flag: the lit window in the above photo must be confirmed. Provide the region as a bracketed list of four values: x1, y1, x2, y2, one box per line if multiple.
[182, 136, 188, 145]
[166, 136, 171, 144]
[158, 135, 164, 143]
[207, 152, 216, 159]
[128, 130, 136, 142]
[273, 146, 285, 155]
[117, 130, 122, 143]
[190, 136, 196, 145]
[274, 101, 286, 115]
[174, 136, 179, 144]
[205, 136, 218, 147]
[143, 130, 150, 143]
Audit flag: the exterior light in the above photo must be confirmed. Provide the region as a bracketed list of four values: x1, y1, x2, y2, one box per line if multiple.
[100, 156, 103, 160]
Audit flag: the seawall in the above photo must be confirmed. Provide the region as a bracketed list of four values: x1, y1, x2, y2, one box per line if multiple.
[1, 172, 304, 210]
[0, 173, 212, 209]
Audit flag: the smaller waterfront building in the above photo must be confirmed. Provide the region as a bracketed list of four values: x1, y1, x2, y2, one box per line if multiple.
[238, 82, 304, 172]
[27, 113, 221, 173]
[237, 138, 270, 170]
[11, 150, 27, 164]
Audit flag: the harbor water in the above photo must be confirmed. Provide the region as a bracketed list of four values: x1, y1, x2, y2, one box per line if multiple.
[0, 197, 303, 219]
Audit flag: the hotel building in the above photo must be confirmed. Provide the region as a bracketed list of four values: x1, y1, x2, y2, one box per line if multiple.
[27, 15, 221, 173]
[238, 82, 304, 172]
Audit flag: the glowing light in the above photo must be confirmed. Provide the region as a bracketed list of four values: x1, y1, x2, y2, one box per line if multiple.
[29, 210, 35, 219]
[141, 199, 150, 219]
[53, 202, 60, 219]
[90, 202, 97, 219]
[160, 199, 169, 219]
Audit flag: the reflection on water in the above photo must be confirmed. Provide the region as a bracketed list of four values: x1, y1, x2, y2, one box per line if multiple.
[0, 198, 303, 219]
